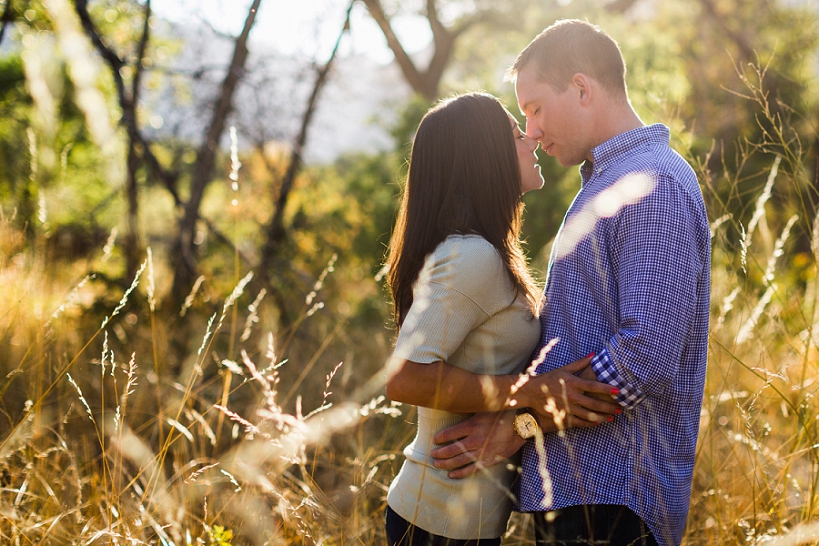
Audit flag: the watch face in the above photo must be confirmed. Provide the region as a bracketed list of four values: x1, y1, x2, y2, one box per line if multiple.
[515, 413, 537, 439]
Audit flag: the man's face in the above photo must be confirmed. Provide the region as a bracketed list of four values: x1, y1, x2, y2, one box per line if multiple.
[515, 65, 590, 167]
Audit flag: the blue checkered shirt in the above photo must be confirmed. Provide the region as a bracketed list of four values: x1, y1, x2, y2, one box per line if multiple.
[516, 124, 710, 546]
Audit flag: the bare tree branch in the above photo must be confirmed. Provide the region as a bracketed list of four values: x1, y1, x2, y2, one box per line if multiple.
[123, 0, 151, 277]
[73, 0, 178, 197]
[360, 0, 432, 99]
[361, 0, 517, 101]
[201, 216, 254, 266]
[74, 0, 252, 280]
[259, 1, 353, 282]
[698, 0, 755, 61]
[170, 0, 262, 305]
[195, 12, 237, 41]
[132, 1, 151, 104]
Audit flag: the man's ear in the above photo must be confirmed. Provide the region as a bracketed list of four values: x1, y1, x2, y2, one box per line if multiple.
[572, 73, 593, 106]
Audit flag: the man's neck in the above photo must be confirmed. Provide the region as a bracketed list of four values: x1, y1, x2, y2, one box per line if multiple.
[586, 102, 644, 162]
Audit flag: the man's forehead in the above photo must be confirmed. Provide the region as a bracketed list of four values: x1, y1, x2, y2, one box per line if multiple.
[515, 82, 539, 114]
[514, 67, 545, 112]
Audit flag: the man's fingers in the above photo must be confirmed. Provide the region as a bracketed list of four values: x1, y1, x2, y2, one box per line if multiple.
[432, 421, 472, 445]
[429, 440, 470, 460]
[432, 451, 477, 471]
[447, 462, 482, 479]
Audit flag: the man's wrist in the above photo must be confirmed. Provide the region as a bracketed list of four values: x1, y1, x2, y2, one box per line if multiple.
[513, 408, 539, 439]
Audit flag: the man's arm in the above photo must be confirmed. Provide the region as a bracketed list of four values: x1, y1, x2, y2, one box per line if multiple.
[416, 355, 619, 479]
[587, 173, 705, 408]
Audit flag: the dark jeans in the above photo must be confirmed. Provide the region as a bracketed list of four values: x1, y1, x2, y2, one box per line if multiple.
[385, 505, 502, 546]
[533, 504, 659, 546]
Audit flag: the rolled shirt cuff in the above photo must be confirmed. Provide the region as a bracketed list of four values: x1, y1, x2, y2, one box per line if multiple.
[590, 348, 646, 409]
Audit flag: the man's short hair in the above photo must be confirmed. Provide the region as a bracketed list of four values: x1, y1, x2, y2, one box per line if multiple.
[507, 19, 628, 98]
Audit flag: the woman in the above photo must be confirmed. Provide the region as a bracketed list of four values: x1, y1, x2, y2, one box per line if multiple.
[383, 92, 614, 545]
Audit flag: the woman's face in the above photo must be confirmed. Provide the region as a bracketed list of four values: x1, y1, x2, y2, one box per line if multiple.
[508, 111, 544, 194]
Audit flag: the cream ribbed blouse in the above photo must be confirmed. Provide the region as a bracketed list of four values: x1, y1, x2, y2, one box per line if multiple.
[386, 234, 540, 540]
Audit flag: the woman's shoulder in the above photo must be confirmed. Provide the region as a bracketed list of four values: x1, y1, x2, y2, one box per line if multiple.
[432, 234, 502, 267]
[423, 234, 508, 294]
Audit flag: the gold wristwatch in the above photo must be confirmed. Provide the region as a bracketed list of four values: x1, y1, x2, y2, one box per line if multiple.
[513, 409, 538, 440]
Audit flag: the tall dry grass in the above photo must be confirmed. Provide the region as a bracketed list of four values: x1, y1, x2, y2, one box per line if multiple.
[0, 226, 407, 544]
[682, 63, 819, 545]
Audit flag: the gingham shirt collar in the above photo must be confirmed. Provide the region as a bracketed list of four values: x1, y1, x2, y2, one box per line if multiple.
[580, 124, 671, 184]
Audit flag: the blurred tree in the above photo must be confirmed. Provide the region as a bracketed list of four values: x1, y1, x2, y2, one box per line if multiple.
[360, 0, 642, 102]
[74, 0, 152, 278]
[359, 0, 513, 101]
[257, 4, 353, 318]
[0, 0, 15, 46]
[168, 0, 261, 307]
[0, 55, 30, 215]
[74, 0, 263, 303]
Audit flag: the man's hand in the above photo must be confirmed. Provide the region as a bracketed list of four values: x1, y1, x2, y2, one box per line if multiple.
[522, 355, 621, 427]
[429, 410, 524, 479]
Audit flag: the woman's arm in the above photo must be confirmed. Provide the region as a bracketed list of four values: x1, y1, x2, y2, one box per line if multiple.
[386, 355, 620, 421]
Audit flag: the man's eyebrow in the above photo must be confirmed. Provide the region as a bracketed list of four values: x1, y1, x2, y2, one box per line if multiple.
[519, 99, 535, 115]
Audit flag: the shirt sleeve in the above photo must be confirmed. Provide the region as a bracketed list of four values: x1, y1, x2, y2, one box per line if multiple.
[590, 173, 704, 409]
[393, 237, 512, 364]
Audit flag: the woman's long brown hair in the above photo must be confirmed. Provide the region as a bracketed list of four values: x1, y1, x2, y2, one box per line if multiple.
[386, 92, 541, 328]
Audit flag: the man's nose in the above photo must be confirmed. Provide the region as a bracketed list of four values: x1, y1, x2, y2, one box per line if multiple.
[525, 134, 538, 153]
[525, 121, 543, 141]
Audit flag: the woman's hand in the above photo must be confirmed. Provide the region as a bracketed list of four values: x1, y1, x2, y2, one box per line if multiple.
[517, 355, 621, 428]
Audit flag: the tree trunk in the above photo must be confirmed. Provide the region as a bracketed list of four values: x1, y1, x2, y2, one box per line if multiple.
[124, 0, 151, 279]
[0, 0, 14, 47]
[169, 0, 262, 307]
[360, 0, 518, 102]
[360, 0, 451, 101]
[124, 143, 141, 277]
[258, 3, 353, 292]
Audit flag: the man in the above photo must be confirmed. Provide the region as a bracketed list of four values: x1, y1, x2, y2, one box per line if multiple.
[430, 20, 711, 546]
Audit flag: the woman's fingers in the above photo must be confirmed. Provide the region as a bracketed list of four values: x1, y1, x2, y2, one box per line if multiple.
[557, 355, 593, 374]
[532, 386, 621, 424]
[578, 376, 620, 396]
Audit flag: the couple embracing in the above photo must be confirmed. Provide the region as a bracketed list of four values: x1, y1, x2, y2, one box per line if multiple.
[382, 19, 710, 546]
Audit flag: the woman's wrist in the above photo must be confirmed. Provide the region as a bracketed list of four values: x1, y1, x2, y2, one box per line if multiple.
[511, 375, 536, 411]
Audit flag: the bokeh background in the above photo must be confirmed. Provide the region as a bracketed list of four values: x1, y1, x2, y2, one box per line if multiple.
[1, 0, 819, 543]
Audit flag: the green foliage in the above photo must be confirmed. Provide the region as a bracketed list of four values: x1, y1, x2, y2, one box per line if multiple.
[389, 93, 432, 155]
[0, 54, 30, 201]
[208, 525, 234, 546]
